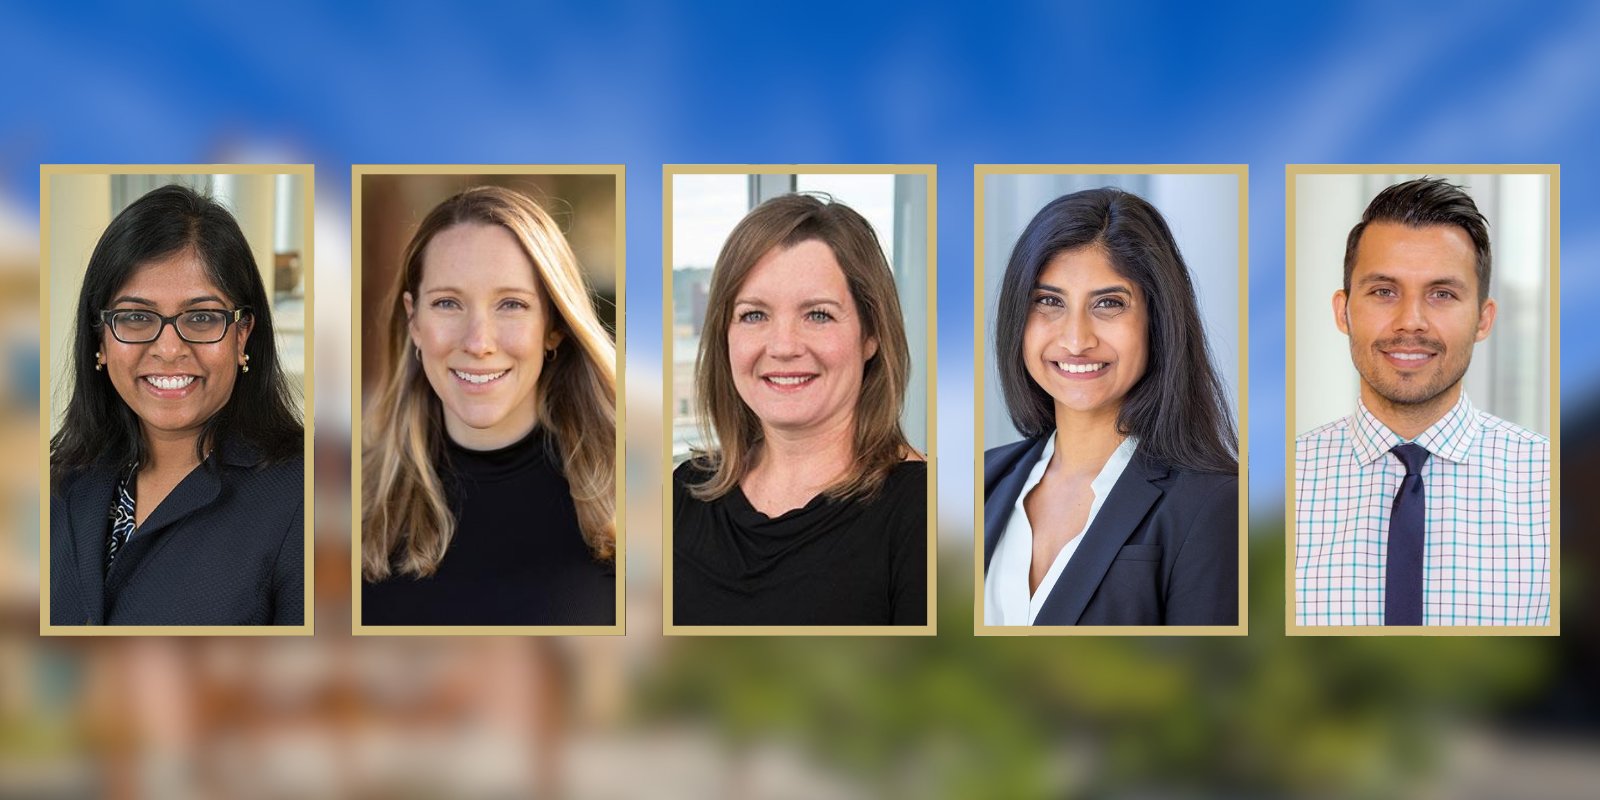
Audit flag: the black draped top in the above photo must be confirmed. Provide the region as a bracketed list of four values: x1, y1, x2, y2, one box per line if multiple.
[672, 460, 927, 626]
[362, 428, 615, 626]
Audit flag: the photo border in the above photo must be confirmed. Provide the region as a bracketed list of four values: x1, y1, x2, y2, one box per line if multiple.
[39, 163, 317, 636]
[973, 164, 1251, 637]
[662, 163, 939, 637]
[350, 164, 627, 637]
[1284, 163, 1560, 637]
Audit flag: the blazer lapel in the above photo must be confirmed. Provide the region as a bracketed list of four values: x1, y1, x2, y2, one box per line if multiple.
[1034, 451, 1169, 625]
[983, 436, 1049, 572]
[67, 465, 119, 625]
[102, 462, 223, 601]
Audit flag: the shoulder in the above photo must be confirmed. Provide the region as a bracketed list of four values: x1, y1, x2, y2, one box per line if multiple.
[672, 457, 715, 488]
[223, 456, 306, 506]
[983, 436, 1041, 465]
[1474, 409, 1549, 449]
[1295, 415, 1350, 454]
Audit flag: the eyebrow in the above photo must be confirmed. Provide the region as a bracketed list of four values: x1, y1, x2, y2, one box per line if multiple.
[423, 286, 537, 295]
[1356, 273, 1471, 290]
[1033, 282, 1132, 297]
[111, 294, 228, 307]
[733, 297, 846, 308]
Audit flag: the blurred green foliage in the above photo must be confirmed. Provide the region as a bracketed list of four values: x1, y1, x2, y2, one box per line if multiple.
[640, 520, 1559, 799]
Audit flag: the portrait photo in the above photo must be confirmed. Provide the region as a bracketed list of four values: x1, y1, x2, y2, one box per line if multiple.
[1289, 167, 1557, 632]
[666, 166, 936, 634]
[353, 167, 623, 634]
[977, 167, 1247, 633]
[42, 166, 313, 632]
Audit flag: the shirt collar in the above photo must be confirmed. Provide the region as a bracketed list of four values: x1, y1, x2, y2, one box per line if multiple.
[1351, 392, 1479, 466]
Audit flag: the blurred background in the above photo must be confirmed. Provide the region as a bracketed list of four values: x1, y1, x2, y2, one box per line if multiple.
[1294, 171, 1553, 436]
[982, 172, 1241, 449]
[2, 3, 1598, 798]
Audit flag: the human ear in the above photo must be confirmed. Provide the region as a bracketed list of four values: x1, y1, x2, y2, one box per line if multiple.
[864, 335, 879, 362]
[1474, 297, 1497, 342]
[1332, 290, 1350, 336]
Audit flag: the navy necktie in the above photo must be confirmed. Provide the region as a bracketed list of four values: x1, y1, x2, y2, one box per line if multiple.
[1386, 443, 1430, 626]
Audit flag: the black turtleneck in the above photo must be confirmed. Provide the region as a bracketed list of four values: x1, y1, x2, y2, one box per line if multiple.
[362, 428, 615, 627]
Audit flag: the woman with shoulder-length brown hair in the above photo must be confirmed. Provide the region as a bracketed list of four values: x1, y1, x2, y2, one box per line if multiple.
[362, 185, 616, 626]
[674, 192, 927, 626]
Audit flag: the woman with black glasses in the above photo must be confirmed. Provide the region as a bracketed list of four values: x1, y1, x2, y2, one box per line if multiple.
[49, 184, 305, 626]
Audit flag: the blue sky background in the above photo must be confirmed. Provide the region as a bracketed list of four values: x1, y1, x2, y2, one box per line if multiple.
[4, 0, 1595, 527]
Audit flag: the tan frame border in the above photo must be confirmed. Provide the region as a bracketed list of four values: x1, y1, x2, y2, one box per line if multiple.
[350, 164, 627, 636]
[1285, 164, 1560, 636]
[39, 164, 317, 636]
[662, 164, 938, 636]
[973, 164, 1251, 636]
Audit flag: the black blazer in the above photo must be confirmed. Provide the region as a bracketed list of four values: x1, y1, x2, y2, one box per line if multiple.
[983, 435, 1238, 626]
[49, 444, 304, 626]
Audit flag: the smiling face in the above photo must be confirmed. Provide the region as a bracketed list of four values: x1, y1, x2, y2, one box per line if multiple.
[101, 249, 250, 449]
[1335, 220, 1495, 423]
[726, 239, 878, 440]
[405, 223, 563, 451]
[1021, 246, 1149, 425]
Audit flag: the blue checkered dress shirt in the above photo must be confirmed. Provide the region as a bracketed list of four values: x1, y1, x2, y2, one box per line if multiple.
[1295, 393, 1550, 626]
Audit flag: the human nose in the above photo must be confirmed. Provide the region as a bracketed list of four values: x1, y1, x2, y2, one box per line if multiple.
[766, 317, 803, 358]
[148, 318, 193, 359]
[461, 309, 497, 356]
[1058, 308, 1098, 354]
[1393, 293, 1429, 333]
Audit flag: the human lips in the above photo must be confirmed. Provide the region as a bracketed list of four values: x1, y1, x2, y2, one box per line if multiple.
[140, 373, 201, 397]
[760, 371, 818, 390]
[1378, 345, 1439, 369]
[1049, 359, 1110, 380]
[450, 367, 509, 387]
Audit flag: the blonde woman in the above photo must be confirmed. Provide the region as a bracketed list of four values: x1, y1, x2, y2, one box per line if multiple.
[362, 186, 615, 626]
[674, 193, 927, 626]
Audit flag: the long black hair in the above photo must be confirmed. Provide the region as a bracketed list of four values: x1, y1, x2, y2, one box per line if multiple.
[50, 184, 303, 490]
[994, 187, 1237, 475]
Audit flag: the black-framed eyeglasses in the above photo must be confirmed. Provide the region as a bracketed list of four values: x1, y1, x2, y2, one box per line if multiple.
[98, 308, 251, 344]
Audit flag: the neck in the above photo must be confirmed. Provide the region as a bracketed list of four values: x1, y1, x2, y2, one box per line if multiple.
[141, 425, 205, 473]
[445, 405, 539, 452]
[754, 412, 857, 488]
[1050, 403, 1127, 475]
[1361, 380, 1461, 441]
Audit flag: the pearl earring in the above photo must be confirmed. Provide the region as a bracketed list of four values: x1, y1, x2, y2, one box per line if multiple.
[95, 351, 103, 371]
[241, 353, 251, 374]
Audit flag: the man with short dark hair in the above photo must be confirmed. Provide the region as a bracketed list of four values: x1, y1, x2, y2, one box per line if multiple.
[1295, 177, 1550, 627]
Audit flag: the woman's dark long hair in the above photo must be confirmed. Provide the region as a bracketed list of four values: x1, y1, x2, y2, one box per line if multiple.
[50, 184, 303, 491]
[994, 187, 1237, 475]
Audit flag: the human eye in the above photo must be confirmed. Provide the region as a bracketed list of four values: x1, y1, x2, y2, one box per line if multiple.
[1430, 289, 1459, 301]
[1092, 296, 1127, 310]
[185, 310, 221, 325]
[1032, 293, 1064, 308]
[120, 310, 156, 324]
[1370, 286, 1397, 298]
[737, 309, 767, 323]
[430, 297, 461, 310]
[805, 308, 836, 323]
[499, 298, 531, 312]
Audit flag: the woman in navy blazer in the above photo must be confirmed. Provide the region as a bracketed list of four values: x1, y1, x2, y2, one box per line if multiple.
[49, 185, 305, 626]
[983, 188, 1238, 627]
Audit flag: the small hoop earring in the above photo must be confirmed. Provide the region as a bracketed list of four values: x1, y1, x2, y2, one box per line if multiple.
[545, 346, 557, 362]
[414, 346, 422, 362]
[95, 350, 104, 371]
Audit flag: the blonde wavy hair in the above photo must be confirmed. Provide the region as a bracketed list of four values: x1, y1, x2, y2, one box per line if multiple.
[363, 186, 615, 580]
[690, 193, 913, 502]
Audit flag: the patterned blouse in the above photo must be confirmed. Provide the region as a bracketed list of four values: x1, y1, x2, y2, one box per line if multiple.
[105, 463, 137, 575]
